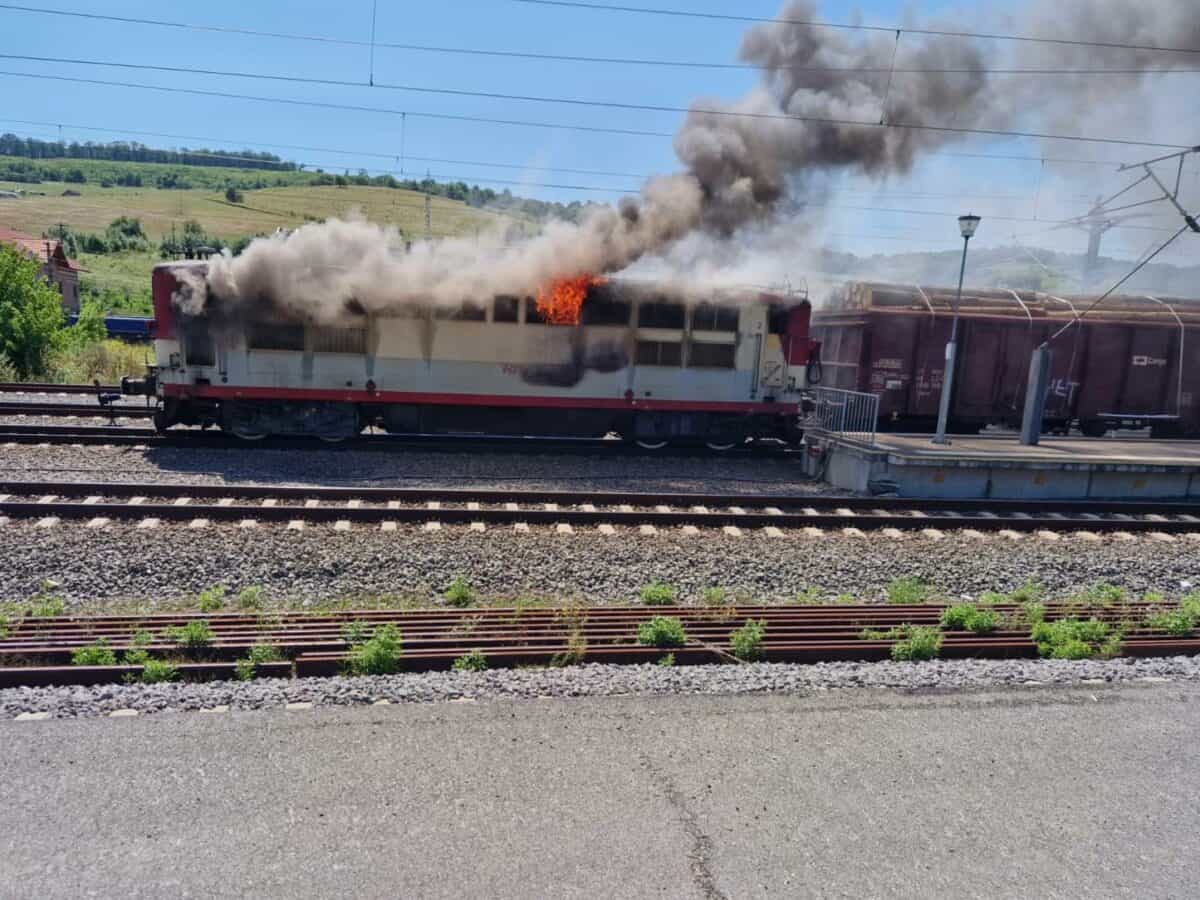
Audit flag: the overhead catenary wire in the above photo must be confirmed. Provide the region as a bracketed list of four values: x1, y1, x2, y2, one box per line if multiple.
[2, 1, 1198, 76]
[509, 0, 1200, 55]
[0, 55, 1191, 150]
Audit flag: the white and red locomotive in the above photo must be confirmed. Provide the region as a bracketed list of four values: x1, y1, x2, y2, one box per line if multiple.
[123, 261, 819, 446]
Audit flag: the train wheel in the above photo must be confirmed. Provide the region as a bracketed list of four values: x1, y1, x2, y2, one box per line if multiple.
[635, 439, 669, 450]
[317, 433, 348, 444]
[704, 440, 739, 452]
[232, 429, 269, 441]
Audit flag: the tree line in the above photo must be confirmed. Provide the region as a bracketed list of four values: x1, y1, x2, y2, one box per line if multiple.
[0, 134, 294, 170]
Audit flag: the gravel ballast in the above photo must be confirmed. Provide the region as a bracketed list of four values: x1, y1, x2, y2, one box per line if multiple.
[0, 656, 1193, 719]
[0, 443, 826, 493]
[1, 521, 1196, 606]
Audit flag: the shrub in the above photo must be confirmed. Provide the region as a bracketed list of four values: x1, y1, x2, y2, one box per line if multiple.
[139, 659, 178, 684]
[452, 650, 488, 672]
[640, 581, 677, 606]
[29, 594, 65, 617]
[939, 603, 1000, 635]
[71, 639, 117, 666]
[165, 619, 214, 652]
[729, 619, 766, 661]
[1007, 582, 1043, 604]
[235, 643, 281, 681]
[197, 585, 226, 613]
[347, 623, 403, 675]
[46, 339, 148, 384]
[886, 576, 929, 605]
[1031, 618, 1120, 660]
[793, 586, 822, 605]
[444, 576, 475, 608]
[236, 585, 265, 610]
[122, 629, 153, 665]
[1147, 609, 1196, 637]
[637, 616, 687, 649]
[890, 626, 943, 661]
[340, 621, 370, 644]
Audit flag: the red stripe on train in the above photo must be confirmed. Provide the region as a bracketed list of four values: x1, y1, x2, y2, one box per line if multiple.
[162, 383, 798, 415]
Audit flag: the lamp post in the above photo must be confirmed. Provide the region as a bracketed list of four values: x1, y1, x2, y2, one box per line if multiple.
[932, 214, 981, 445]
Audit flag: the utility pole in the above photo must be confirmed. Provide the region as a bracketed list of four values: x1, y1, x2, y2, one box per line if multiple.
[1018, 145, 1200, 446]
[932, 214, 981, 446]
[424, 193, 432, 241]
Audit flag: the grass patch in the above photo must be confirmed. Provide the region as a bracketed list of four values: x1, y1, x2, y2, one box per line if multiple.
[452, 650, 488, 672]
[657, 653, 676, 667]
[121, 630, 153, 666]
[138, 659, 178, 684]
[443, 576, 476, 608]
[197, 585, 226, 613]
[636, 616, 687, 649]
[28, 589, 66, 618]
[236, 586, 265, 610]
[793, 586, 822, 605]
[71, 639, 117, 666]
[729, 619, 766, 661]
[939, 603, 1001, 635]
[347, 623, 403, 676]
[165, 619, 214, 653]
[235, 644, 281, 681]
[886, 576, 930, 605]
[640, 581, 678, 606]
[701, 586, 727, 606]
[1031, 618, 1121, 660]
[890, 626, 943, 661]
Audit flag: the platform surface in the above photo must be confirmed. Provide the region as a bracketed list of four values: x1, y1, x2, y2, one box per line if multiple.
[4, 685, 1200, 899]
[873, 433, 1200, 467]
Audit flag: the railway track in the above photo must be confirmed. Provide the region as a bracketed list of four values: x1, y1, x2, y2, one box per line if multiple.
[2, 602, 1196, 688]
[0, 382, 121, 395]
[0, 423, 802, 455]
[1, 481, 1197, 533]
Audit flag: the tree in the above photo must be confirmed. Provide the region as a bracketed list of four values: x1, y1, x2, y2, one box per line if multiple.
[63, 296, 106, 349]
[0, 245, 65, 378]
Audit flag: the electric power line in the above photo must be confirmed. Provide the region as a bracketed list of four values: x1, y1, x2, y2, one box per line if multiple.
[2, 1, 1198, 76]
[0, 55, 1192, 150]
[509, 0, 1200, 55]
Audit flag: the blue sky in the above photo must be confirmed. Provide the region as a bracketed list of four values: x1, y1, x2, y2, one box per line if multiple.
[1, 0, 1194, 263]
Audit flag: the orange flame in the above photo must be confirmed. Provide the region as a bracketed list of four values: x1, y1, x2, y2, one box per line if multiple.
[535, 274, 606, 325]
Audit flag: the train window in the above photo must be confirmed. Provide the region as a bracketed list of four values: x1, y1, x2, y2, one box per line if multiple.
[249, 321, 305, 351]
[525, 297, 554, 324]
[312, 325, 367, 354]
[435, 302, 487, 321]
[183, 318, 215, 367]
[691, 303, 739, 332]
[636, 340, 683, 367]
[581, 296, 631, 326]
[637, 301, 685, 329]
[493, 295, 520, 323]
[687, 341, 736, 369]
[768, 307, 789, 335]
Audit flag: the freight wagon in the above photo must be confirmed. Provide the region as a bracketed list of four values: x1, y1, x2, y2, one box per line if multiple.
[122, 261, 819, 445]
[812, 281, 1200, 438]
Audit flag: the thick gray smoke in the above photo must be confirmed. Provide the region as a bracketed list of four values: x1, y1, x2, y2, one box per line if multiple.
[183, 0, 1199, 321]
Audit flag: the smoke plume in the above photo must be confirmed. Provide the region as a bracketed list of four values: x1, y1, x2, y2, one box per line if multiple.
[182, 0, 1199, 321]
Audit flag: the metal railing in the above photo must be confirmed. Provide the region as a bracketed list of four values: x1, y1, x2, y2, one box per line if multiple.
[805, 386, 880, 444]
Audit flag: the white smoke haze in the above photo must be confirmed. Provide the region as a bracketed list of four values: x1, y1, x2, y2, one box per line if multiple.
[179, 0, 1199, 320]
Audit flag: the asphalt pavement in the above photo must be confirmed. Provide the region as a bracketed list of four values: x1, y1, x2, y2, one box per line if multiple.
[2, 683, 1198, 899]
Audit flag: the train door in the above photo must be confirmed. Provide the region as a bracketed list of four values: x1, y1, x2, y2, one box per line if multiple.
[954, 321, 1006, 423]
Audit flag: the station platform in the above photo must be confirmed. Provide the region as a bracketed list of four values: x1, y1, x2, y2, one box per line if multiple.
[806, 432, 1200, 500]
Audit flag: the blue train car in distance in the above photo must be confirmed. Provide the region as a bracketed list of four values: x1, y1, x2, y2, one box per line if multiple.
[66, 314, 153, 342]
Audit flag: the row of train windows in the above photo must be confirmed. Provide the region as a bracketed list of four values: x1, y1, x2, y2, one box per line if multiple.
[636, 340, 737, 369]
[426, 297, 739, 330]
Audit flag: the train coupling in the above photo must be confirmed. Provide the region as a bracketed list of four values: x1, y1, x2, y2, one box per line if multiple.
[121, 374, 158, 396]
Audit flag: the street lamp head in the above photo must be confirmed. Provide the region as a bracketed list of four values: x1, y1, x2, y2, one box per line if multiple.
[959, 214, 981, 239]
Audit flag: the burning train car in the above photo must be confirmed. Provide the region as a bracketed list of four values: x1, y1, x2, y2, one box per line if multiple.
[123, 261, 819, 446]
[812, 281, 1200, 437]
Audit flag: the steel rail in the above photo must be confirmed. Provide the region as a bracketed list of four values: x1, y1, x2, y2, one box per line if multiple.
[0, 402, 154, 417]
[2, 480, 1198, 516]
[0, 382, 121, 394]
[1, 603, 1196, 688]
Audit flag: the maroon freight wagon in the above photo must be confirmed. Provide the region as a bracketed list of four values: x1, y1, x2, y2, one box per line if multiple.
[811, 282, 1200, 437]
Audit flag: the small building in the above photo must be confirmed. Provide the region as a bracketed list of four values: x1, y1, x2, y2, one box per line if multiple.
[0, 226, 84, 313]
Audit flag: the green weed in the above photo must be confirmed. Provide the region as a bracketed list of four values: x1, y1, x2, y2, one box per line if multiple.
[347, 623, 403, 676]
[236, 585, 265, 610]
[339, 621, 371, 644]
[234, 643, 281, 681]
[444, 576, 475, 608]
[138, 659, 178, 684]
[197, 585, 226, 613]
[793, 586, 822, 605]
[729, 619, 766, 661]
[165, 620, 214, 653]
[452, 650, 488, 672]
[636, 616, 687, 649]
[890, 626, 943, 661]
[658, 653, 676, 667]
[71, 639, 117, 666]
[939, 603, 1001, 635]
[701, 586, 727, 606]
[1031, 618, 1121, 659]
[640, 581, 678, 606]
[886, 577, 930, 605]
